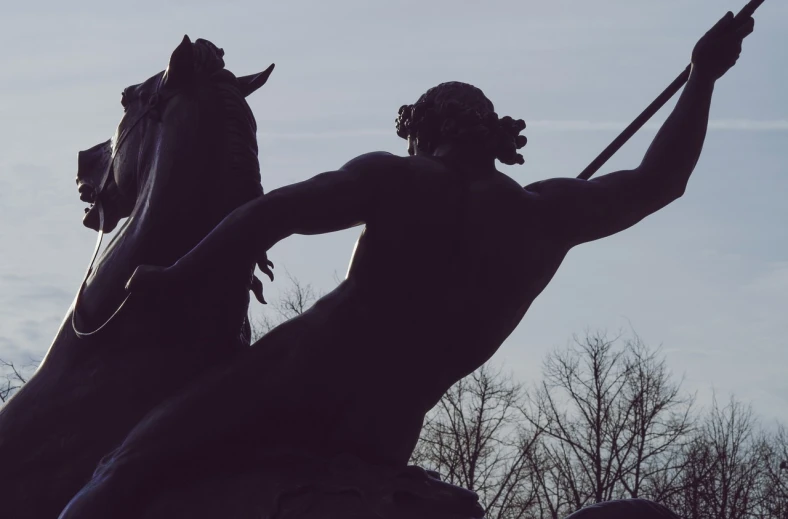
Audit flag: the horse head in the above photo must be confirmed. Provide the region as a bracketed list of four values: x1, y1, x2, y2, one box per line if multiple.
[74, 36, 274, 328]
[76, 35, 274, 236]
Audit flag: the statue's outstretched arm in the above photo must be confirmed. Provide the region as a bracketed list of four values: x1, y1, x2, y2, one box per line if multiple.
[126, 152, 399, 293]
[524, 12, 754, 247]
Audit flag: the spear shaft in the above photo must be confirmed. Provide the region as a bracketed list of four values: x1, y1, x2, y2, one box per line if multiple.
[576, 0, 765, 181]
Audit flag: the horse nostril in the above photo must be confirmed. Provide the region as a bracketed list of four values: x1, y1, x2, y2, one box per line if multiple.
[78, 184, 97, 203]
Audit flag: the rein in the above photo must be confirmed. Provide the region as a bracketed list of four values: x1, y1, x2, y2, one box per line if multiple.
[72, 76, 178, 338]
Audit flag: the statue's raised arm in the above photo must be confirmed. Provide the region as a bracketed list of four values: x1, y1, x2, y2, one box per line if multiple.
[524, 12, 754, 248]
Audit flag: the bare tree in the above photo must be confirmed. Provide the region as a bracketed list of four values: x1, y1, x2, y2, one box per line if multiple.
[525, 332, 633, 506]
[618, 336, 695, 500]
[250, 271, 320, 340]
[702, 396, 762, 519]
[0, 359, 34, 405]
[524, 435, 587, 519]
[662, 394, 765, 519]
[657, 430, 720, 519]
[753, 424, 788, 519]
[411, 364, 541, 519]
[523, 331, 694, 511]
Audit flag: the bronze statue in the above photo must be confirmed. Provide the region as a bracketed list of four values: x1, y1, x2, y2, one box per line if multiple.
[0, 37, 274, 519]
[57, 11, 755, 519]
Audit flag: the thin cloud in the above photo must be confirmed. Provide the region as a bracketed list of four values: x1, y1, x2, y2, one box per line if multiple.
[257, 120, 788, 140]
[529, 120, 648, 131]
[258, 129, 390, 140]
[708, 119, 788, 131]
[529, 119, 788, 131]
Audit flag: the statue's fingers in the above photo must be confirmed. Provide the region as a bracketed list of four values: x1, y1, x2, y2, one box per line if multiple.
[258, 260, 274, 282]
[733, 17, 755, 38]
[251, 275, 267, 304]
[710, 11, 735, 34]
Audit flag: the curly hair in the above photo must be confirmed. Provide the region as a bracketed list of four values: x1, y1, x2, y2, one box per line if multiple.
[396, 82, 527, 166]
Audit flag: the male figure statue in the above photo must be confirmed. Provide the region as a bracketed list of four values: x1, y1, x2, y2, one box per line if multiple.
[61, 12, 754, 519]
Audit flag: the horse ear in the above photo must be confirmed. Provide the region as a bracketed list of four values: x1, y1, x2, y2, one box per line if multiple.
[237, 64, 275, 97]
[163, 35, 194, 89]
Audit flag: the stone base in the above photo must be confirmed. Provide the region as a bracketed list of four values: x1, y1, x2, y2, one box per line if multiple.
[140, 452, 485, 519]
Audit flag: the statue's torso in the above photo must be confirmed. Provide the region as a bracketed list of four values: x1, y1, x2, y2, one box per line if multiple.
[260, 157, 571, 465]
[345, 157, 570, 375]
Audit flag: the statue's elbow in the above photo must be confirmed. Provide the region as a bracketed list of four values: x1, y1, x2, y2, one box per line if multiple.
[663, 177, 687, 203]
[638, 166, 687, 205]
[653, 184, 685, 213]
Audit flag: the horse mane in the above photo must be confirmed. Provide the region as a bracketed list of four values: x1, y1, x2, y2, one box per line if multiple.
[192, 38, 265, 204]
[189, 39, 265, 346]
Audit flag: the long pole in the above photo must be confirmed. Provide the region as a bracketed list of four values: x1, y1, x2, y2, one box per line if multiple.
[576, 0, 766, 181]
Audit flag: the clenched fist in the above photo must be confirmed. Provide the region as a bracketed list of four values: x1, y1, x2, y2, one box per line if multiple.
[692, 11, 755, 81]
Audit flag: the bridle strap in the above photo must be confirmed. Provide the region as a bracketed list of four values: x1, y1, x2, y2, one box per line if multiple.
[71, 205, 129, 338]
[72, 76, 177, 338]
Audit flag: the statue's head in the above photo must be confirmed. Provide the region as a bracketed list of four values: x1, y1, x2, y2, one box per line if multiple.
[76, 36, 273, 233]
[395, 82, 527, 166]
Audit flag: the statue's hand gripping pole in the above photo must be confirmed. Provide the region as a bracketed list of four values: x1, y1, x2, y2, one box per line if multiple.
[576, 0, 765, 181]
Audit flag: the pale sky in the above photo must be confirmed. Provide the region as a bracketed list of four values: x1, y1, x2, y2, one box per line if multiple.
[1, 0, 786, 424]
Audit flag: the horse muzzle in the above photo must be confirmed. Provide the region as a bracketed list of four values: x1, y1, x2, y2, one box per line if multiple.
[77, 139, 113, 231]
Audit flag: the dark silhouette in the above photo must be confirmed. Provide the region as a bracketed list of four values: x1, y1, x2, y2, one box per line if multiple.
[0, 37, 274, 519]
[563, 499, 680, 518]
[61, 11, 755, 519]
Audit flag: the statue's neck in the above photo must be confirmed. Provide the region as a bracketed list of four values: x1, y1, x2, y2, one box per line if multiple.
[422, 144, 497, 177]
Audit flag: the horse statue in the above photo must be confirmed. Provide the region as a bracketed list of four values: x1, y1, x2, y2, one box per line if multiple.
[0, 36, 275, 519]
